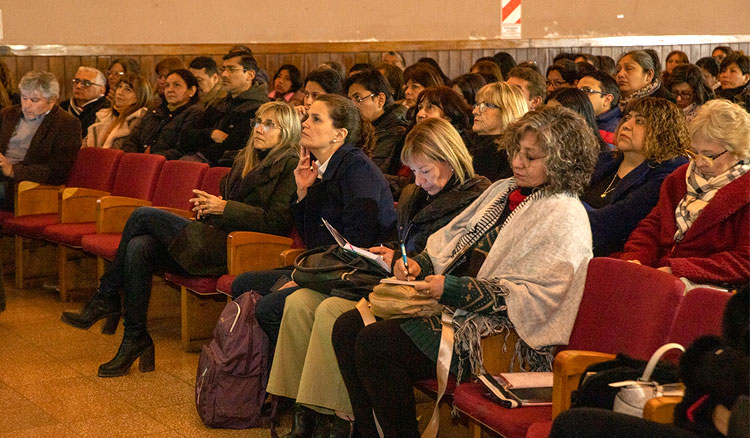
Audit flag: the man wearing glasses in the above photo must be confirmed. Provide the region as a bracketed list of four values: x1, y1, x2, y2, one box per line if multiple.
[60, 66, 110, 132]
[183, 50, 269, 166]
[577, 70, 622, 145]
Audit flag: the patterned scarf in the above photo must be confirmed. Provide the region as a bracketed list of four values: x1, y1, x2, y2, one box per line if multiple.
[674, 158, 750, 242]
[618, 79, 662, 112]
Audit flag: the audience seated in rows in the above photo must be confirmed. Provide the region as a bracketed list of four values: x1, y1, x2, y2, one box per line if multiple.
[381, 51, 405, 70]
[620, 99, 750, 288]
[666, 63, 716, 122]
[295, 68, 344, 121]
[712, 46, 734, 63]
[469, 81, 528, 181]
[120, 69, 203, 158]
[273, 118, 490, 438]
[493, 51, 517, 80]
[85, 73, 152, 149]
[546, 59, 579, 95]
[582, 97, 689, 257]
[0, 70, 81, 210]
[696, 56, 721, 90]
[332, 106, 599, 438]
[616, 50, 675, 110]
[60, 66, 111, 132]
[60, 100, 302, 377]
[506, 66, 546, 110]
[716, 53, 750, 112]
[471, 59, 504, 83]
[188, 56, 226, 109]
[269, 64, 304, 105]
[376, 63, 404, 101]
[577, 70, 622, 143]
[402, 62, 444, 112]
[546, 87, 609, 151]
[153, 56, 185, 102]
[450, 73, 486, 106]
[105, 57, 140, 103]
[183, 51, 269, 165]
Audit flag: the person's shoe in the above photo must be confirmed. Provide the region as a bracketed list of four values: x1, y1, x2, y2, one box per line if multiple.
[312, 413, 352, 438]
[61, 293, 120, 334]
[97, 332, 154, 377]
[283, 404, 318, 438]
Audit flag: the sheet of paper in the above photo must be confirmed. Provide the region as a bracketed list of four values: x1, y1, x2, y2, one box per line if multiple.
[498, 372, 553, 389]
[321, 218, 391, 272]
[379, 277, 428, 287]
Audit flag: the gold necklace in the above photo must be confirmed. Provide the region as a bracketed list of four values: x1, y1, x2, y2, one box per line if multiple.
[600, 172, 619, 198]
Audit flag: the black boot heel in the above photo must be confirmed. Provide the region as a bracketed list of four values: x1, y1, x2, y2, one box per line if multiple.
[101, 314, 120, 334]
[61, 293, 120, 332]
[138, 344, 155, 373]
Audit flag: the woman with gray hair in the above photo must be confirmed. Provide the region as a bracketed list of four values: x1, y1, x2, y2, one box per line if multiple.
[332, 106, 599, 438]
[615, 50, 675, 111]
[621, 99, 750, 287]
[0, 70, 81, 210]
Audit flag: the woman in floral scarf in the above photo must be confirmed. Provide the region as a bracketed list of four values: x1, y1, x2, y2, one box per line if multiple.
[615, 50, 675, 111]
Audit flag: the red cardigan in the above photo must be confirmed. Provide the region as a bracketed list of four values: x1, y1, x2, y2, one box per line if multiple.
[620, 163, 750, 286]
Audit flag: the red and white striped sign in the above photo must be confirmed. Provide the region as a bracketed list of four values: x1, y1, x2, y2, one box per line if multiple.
[501, 0, 521, 39]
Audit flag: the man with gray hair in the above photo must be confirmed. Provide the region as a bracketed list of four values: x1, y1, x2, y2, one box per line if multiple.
[0, 71, 81, 210]
[60, 66, 110, 132]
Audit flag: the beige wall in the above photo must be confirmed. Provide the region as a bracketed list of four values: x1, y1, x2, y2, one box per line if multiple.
[1, 0, 748, 45]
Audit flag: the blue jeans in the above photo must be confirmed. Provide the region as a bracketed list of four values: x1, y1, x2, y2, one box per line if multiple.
[98, 207, 190, 336]
[231, 268, 297, 344]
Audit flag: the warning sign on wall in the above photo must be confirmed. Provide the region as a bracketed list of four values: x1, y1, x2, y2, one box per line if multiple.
[501, 0, 521, 39]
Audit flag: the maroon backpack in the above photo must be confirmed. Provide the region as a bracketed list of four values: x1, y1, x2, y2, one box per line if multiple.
[195, 291, 274, 430]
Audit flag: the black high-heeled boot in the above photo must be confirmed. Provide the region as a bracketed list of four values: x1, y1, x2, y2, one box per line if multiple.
[61, 293, 121, 334]
[98, 332, 154, 378]
[284, 404, 318, 438]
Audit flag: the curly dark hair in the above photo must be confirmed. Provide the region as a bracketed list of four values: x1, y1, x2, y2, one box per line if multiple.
[620, 97, 690, 163]
[499, 106, 599, 196]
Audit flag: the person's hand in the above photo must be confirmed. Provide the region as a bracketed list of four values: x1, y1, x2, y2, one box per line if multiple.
[657, 266, 673, 274]
[294, 148, 318, 201]
[413, 275, 445, 299]
[210, 130, 229, 143]
[190, 189, 227, 218]
[0, 153, 13, 178]
[295, 105, 308, 119]
[394, 256, 420, 281]
[370, 246, 396, 267]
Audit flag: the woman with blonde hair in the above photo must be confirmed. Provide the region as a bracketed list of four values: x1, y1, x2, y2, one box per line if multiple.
[61, 100, 301, 377]
[469, 81, 529, 181]
[621, 99, 750, 287]
[85, 73, 152, 149]
[273, 118, 489, 438]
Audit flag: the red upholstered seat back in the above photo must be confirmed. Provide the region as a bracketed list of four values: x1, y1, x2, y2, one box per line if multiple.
[151, 160, 208, 210]
[667, 287, 730, 347]
[200, 167, 231, 196]
[65, 147, 124, 191]
[111, 153, 165, 200]
[564, 257, 685, 360]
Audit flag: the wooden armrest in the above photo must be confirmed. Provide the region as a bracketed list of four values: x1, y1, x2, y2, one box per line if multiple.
[551, 350, 617, 418]
[155, 206, 194, 219]
[14, 181, 64, 216]
[644, 395, 683, 424]
[59, 187, 111, 223]
[280, 248, 305, 267]
[96, 196, 152, 233]
[227, 231, 293, 275]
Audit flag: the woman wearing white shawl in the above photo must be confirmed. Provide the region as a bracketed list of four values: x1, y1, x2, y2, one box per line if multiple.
[332, 106, 599, 438]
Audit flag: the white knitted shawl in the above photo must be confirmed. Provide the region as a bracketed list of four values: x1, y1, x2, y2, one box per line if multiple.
[425, 178, 593, 350]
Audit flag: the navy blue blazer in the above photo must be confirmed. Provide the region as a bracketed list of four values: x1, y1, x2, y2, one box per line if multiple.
[291, 143, 397, 249]
[584, 151, 687, 256]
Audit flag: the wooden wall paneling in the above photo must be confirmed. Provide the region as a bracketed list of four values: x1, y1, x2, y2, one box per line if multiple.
[288, 54, 304, 74]
[445, 50, 459, 79]
[1, 57, 18, 88]
[80, 56, 97, 68]
[689, 45, 702, 64]
[139, 56, 156, 86]
[32, 56, 49, 75]
[97, 56, 111, 74]
[48, 57, 67, 100]
[339, 53, 355, 73]
[15, 57, 33, 84]
[354, 51, 369, 64]
[460, 50, 473, 75]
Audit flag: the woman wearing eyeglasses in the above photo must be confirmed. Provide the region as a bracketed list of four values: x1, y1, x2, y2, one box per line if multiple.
[582, 97, 688, 257]
[105, 58, 141, 103]
[620, 99, 750, 287]
[665, 64, 715, 122]
[61, 101, 301, 377]
[468, 81, 529, 181]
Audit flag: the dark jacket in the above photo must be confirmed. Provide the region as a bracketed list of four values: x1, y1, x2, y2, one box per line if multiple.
[397, 175, 491, 254]
[168, 147, 299, 276]
[717, 83, 750, 112]
[596, 106, 622, 144]
[651, 83, 676, 102]
[120, 100, 203, 159]
[292, 143, 397, 249]
[184, 84, 270, 165]
[466, 133, 512, 182]
[60, 96, 110, 133]
[583, 152, 687, 257]
[0, 104, 81, 187]
[371, 104, 408, 176]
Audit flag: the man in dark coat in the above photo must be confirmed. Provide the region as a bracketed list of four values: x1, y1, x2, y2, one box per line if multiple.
[59, 66, 110, 132]
[183, 51, 269, 166]
[0, 71, 81, 210]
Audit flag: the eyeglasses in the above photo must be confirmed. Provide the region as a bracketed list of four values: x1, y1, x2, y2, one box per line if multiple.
[512, 151, 548, 167]
[579, 86, 608, 96]
[219, 66, 246, 74]
[253, 119, 280, 132]
[72, 78, 104, 88]
[546, 80, 568, 88]
[673, 91, 694, 100]
[686, 149, 729, 167]
[472, 102, 500, 113]
[107, 71, 125, 77]
[350, 93, 375, 103]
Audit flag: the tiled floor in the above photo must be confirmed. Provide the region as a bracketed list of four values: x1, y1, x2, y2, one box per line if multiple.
[0, 276, 291, 437]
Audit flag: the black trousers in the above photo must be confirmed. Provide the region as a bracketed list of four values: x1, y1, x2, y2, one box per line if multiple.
[332, 309, 436, 438]
[549, 408, 699, 438]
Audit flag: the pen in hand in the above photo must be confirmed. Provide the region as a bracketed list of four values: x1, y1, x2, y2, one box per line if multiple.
[400, 241, 409, 278]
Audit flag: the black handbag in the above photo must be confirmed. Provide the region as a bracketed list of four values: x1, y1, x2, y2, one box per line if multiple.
[291, 245, 391, 299]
